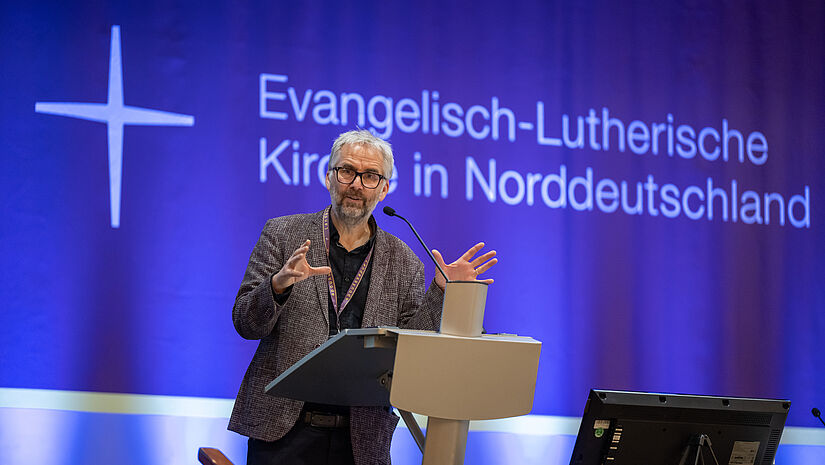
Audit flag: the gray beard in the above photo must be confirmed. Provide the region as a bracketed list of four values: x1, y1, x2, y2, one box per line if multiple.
[333, 203, 368, 226]
[331, 193, 376, 227]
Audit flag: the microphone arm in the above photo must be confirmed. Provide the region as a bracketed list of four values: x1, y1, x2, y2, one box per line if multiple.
[383, 206, 450, 284]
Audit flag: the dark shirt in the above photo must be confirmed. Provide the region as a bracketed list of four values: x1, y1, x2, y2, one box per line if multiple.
[325, 217, 375, 336]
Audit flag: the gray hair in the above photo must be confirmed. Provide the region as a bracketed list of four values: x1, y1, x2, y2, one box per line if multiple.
[329, 129, 394, 178]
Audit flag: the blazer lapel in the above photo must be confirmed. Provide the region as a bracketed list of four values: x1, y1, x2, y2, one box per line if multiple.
[362, 228, 388, 328]
[307, 209, 330, 328]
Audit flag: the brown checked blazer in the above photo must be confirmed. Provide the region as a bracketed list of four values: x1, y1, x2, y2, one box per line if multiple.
[228, 208, 444, 465]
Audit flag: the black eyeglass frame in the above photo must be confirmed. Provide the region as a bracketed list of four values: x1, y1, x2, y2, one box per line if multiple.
[331, 166, 386, 189]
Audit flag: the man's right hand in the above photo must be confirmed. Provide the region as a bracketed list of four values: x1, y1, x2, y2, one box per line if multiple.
[271, 239, 331, 294]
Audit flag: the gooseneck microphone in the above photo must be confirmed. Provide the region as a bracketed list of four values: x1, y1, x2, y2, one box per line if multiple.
[383, 206, 450, 284]
[813, 408, 825, 427]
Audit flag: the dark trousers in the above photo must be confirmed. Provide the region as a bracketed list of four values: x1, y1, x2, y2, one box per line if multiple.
[246, 420, 355, 465]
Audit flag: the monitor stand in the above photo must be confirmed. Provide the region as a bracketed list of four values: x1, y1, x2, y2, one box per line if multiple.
[677, 434, 721, 465]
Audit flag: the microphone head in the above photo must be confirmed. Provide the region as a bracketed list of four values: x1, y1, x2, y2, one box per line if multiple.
[382, 206, 396, 216]
[814, 408, 822, 417]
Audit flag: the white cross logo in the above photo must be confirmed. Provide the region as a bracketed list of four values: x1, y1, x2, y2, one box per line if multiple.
[35, 25, 195, 228]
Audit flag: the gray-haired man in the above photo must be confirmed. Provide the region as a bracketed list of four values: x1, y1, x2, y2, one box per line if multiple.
[229, 130, 497, 465]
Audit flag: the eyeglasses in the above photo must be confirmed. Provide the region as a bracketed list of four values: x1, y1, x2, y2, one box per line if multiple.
[332, 167, 385, 189]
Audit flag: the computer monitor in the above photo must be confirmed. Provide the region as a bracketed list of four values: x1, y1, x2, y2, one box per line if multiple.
[569, 389, 790, 465]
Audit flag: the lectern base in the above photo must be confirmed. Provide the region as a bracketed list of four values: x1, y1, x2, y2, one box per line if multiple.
[422, 417, 470, 465]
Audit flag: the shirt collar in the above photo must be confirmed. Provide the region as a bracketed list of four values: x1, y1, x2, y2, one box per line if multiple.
[328, 214, 377, 253]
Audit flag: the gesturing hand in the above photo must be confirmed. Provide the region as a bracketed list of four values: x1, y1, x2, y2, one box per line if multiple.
[432, 242, 497, 290]
[271, 239, 331, 294]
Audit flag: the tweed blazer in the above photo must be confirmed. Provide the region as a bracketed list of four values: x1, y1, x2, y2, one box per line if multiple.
[228, 208, 444, 465]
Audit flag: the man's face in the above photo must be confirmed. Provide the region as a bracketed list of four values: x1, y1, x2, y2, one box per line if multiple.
[325, 143, 389, 225]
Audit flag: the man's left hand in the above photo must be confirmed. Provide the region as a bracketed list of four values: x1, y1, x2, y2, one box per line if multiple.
[432, 242, 497, 290]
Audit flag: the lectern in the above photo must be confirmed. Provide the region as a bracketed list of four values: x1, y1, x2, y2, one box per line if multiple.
[265, 281, 542, 465]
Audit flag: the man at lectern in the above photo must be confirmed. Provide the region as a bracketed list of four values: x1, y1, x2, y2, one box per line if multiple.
[228, 129, 497, 465]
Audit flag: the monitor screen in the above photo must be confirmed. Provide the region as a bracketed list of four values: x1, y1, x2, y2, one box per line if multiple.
[569, 390, 790, 465]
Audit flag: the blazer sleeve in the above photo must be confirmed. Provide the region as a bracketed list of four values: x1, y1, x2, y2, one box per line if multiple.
[232, 219, 286, 340]
[397, 259, 444, 331]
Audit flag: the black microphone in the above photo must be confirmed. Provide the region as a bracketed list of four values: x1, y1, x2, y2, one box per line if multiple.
[813, 408, 825, 427]
[383, 206, 450, 284]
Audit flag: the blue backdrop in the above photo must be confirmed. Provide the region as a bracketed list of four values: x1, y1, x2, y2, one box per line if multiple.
[2, 0, 824, 433]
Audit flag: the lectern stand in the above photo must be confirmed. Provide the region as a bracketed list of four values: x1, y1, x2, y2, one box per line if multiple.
[265, 281, 542, 465]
